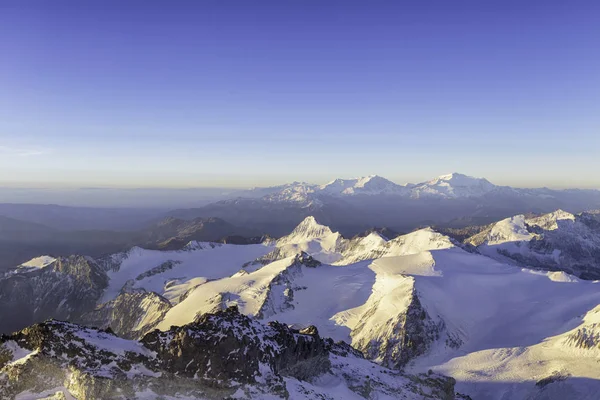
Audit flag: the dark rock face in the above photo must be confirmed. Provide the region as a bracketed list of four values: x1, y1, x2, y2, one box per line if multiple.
[80, 288, 172, 339]
[256, 263, 301, 319]
[142, 306, 331, 387]
[253, 252, 319, 320]
[536, 371, 572, 388]
[134, 260, 182, 280]
[0, 256, 108, 334]
[249, 249, 322, 269]
[469, 212, 600, 280]
[0, 306, 457, 399]
[1, 307, 328, 399]
[561, 321, 600, 350]
[390, 291, 445, 368]
[292, 251, 321, 268]
[218, 234, 274, 245]
[354, 227, 402, 240]
[352, 288, 446, 369]
[142, 216, 254, 250]
[0, 320, 157, 400]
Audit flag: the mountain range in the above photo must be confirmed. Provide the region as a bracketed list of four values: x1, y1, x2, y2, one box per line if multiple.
[234, 172, 599, 203]
[239, 172, 499, 202]
[2, 172, 600, 275]
[3, 208, 600, 399]
[169, 172, 600, 236]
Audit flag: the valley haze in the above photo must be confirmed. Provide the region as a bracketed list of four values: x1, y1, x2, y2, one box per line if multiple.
[1, 172, 599, 208]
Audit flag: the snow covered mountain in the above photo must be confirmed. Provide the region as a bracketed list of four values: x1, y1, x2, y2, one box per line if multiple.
[248, 216, 454, 267]
[240, 175, 407, 204]
[241, 173, 491, 204]
[410, 172, 498, 199]
[0, 241, 274, 336]
[318, 175, 409, 196]
[466, 209, 600, 279]
[169, 173, 600, 237]
[238, 172, 594, 203]
[0, 255, 108, 334]
[4, 213, 600, 399]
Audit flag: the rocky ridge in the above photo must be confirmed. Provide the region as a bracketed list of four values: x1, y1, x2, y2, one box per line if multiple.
[467, 210, 600, 279]
[0, 256, 108, 334]
[0, 307, 456, 400]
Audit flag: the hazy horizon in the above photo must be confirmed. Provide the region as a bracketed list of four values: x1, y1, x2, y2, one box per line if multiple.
[1, 170, 600, 190]
[0, 171, 599, 209]
[2, 1, 600, 190]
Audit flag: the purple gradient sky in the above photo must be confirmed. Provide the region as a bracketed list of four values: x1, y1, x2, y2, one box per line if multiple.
[1, 1, 599, 188]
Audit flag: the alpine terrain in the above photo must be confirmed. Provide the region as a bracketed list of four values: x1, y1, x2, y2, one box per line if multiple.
[6, 0, 600, 397]
[3, 208, 600, 399]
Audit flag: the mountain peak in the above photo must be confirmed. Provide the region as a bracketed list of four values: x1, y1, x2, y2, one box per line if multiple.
[319, 175, 405, 196]
[528, 209, 576, 231]
[413, 173, 496, 198]
[437, 172, 462, 180]
[297, 215, 320, 226]
[293, 215, 331, 233]
[432, 172, 491, 184]
[547, 209, 575, 219]
[354, 174, 394, 187]
[237, 171, 522, 203]
[277, 216, 334, 244]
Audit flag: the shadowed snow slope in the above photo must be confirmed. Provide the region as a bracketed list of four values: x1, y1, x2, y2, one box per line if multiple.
[470, 209, 600, 279]
[405, 249, 600, 400]
[100, 242, 273, 304]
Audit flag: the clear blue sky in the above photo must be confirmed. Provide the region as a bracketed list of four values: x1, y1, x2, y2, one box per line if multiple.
[1, 0, 599, 189]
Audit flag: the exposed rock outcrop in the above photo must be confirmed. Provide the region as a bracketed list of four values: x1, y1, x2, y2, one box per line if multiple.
[351, 287, 445, 369]
[0, 256, 108, 334]
[80, 288, 172, 339]
[470, 211, 600, 280]
[0, 307, 456, 400]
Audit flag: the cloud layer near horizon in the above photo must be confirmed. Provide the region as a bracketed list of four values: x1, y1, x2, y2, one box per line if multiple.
[0, 145, 50, 157]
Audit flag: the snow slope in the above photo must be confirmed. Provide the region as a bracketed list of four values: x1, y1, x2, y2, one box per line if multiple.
[471, 209, 600, 279]
[276, 216, 336, 245]
[151, 219, 458, 362]
[148, 217, 600, 399]
[261, 216, 345, 264]
[255, 243, 600, 399]
[9, 213, 599, 399]
[19, 256, 56, 269]
[156, 256, 300, 329]
[410, 172, 497, 199]
[403, 249, 600, 399]
[485, 215, 535, 245]
[6, 255, 57, 275]
[254, 216, 455, 267]
[100, 242, 273, 304]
